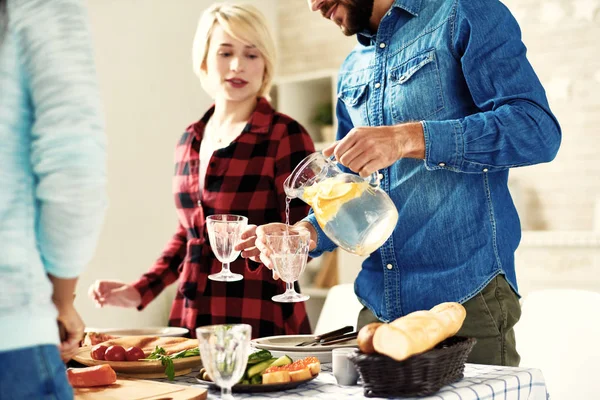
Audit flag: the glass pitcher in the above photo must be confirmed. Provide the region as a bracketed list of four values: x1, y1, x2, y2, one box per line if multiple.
[284, 152, 398, 256]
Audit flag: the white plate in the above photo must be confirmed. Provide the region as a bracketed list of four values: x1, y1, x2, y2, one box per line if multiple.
[252, 334, 357, 352]
[84, 327, 189, 337]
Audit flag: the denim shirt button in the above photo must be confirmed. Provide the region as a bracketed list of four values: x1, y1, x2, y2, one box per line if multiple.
[483, 168, 489, 173]
[375, 82, 381, 89]
[386, 263, 393, 270]
[438, 162, 446, 167]
[379, 42, 386, 49]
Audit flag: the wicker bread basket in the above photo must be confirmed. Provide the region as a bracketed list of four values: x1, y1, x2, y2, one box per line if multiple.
[349, 336, 476, 397]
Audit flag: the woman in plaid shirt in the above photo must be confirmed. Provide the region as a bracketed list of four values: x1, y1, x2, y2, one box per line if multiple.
[89, 3, 314, 338]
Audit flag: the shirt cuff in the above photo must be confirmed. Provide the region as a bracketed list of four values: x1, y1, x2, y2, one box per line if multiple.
[422, 119, 464, 171]
[245, 259, 262, 272]
[131, 278, 152, 311]
[303, 213, 337, 258]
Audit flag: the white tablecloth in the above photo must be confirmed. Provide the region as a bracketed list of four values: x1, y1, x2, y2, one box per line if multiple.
[163, 363, 548, 399]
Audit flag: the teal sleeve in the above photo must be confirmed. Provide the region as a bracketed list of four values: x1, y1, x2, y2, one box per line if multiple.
[20, 0, 107, 277]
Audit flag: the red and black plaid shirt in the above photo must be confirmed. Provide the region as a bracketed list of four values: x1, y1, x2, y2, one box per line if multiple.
[133, 98, 314, 338]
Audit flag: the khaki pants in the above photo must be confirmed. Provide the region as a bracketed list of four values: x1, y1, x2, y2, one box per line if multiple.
[356, 275, 521, 366]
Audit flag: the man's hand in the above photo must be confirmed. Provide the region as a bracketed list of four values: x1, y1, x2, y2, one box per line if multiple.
[236, 222, 317, 280]
[323, 122, 425, 176]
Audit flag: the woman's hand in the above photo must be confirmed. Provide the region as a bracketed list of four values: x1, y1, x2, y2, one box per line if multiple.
[238, 223, 288, 268]
[236, 223, 317, 280]
[47, 275, 84, 361]
[235, 224, 259, 260]
[88, 280, 142, 308]
[56, 303, 85, 362]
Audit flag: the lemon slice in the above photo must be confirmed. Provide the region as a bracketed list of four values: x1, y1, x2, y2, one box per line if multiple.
[318, 182, 354, 200]
[301, 185, 319, 207]
[299, 178, 370, 224]
[316, 181, 368, 224]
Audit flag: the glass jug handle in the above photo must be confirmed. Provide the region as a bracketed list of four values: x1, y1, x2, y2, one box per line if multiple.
[327, 154, 381, 188]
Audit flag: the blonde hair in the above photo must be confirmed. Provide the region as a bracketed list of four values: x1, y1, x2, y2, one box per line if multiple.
[192, 3, 276, 99]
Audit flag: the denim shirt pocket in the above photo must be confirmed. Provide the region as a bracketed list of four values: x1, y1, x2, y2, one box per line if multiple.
[338, 83, 370, 127]
[389, 48, 444, 123]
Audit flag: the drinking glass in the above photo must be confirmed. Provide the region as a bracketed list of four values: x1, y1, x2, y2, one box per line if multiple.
[266, 228, 310, 302]
[196, 324, 251, 400]
[206, 214, 247, 282]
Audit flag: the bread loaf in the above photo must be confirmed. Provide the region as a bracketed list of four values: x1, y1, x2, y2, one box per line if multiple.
[371, 302, 466, 362]
[357, 322, 383, 354]
[430, 302, 467, 336]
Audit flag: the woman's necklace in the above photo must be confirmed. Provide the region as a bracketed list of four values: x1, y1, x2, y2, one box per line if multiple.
[205, 118, 243, 147]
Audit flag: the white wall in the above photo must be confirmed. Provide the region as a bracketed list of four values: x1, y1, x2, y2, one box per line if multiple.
[276, 0, 600, 232]
[79, 0, 278, 329]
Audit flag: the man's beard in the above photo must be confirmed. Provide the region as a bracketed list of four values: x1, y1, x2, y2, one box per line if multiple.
[321, 0, 375, 36]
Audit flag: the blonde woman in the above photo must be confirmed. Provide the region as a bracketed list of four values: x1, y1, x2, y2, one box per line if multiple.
[89, 3, 314, 338]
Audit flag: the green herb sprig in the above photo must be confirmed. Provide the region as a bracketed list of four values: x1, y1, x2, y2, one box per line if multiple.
[144, 345, 199, 380]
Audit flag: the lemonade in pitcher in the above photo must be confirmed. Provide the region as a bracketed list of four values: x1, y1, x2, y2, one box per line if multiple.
[284, 152, 398, 256]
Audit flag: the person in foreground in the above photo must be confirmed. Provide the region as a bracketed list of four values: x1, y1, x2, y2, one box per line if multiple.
[0, 0, 107, 397]
[89, 3, 314, 339]
[238, 0, 561, 366]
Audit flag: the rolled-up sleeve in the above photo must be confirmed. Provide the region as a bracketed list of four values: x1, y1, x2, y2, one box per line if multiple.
[422, 0, 561, 173]
[18, 0, 107, 277]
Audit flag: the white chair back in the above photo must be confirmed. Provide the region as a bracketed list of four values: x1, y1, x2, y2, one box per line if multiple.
[515, 289, 600, 400]
[314, 283, 363, 335]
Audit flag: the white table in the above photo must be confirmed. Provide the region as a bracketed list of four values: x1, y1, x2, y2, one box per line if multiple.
[164, 363, 548, 399]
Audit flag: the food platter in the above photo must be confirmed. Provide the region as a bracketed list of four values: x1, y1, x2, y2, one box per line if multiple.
[260, 348, 333, 364]
[84, 327, 189, 337]
[72, 346, 201, 378]
[195, 374, 317, 393]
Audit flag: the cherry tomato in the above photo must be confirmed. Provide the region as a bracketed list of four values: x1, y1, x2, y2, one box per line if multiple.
[104, 345, 126, 361]
[125, 346, 145, 361]
[90, 344, 107, 361]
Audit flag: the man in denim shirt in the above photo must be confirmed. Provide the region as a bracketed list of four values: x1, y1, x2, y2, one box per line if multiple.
[240, 0, 561, 366]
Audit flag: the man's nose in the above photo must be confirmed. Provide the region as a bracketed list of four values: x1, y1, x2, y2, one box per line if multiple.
[309, 0, 326, 12]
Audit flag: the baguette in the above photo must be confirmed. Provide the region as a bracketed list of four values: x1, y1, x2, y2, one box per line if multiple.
[372, 302, 466, 362]
[430, 302, 467, 336]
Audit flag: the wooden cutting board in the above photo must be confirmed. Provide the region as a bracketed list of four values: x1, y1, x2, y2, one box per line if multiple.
[74, 378, 207, 400]
[72, 346, 201, 378]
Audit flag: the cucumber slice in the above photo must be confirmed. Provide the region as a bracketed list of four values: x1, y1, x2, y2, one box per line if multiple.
[268, 355, 293, 368]
[247, 357, 277, 378]
[247, 349, 272, 365]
